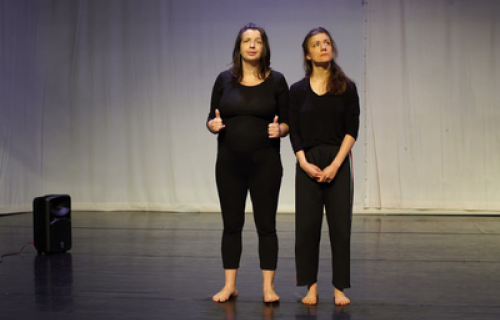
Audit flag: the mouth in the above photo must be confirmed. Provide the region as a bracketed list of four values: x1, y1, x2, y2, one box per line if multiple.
[320, 53, 329, 57]
[247, 51, 258, 55]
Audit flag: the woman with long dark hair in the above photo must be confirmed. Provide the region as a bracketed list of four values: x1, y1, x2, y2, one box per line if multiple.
[207, 23, 289, 303]
[289, 27, 360, 306]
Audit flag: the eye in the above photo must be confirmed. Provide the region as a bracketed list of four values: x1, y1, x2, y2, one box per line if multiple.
[257, 41, 263, 44]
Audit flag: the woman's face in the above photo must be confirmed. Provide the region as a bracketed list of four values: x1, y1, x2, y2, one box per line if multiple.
[306, 32, 334, 64]
[240, 29, 263, 63]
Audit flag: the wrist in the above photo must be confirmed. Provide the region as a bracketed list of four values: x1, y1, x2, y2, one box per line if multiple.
[298, 159, 309, 167]
[331, 161, 341, 169]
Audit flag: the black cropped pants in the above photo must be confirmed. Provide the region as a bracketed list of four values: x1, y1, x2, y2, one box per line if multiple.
[295, 145, 353, 290]
[216, 145, 282, 270]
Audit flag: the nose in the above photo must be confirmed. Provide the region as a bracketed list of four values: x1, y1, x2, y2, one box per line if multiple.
[250, 42, 255, 48]
[321, 43, 327, 50]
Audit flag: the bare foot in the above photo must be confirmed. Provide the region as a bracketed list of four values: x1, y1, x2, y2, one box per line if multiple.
[302, 283, 318, 306]
[213, 287, 238, 303]
[263, 287, 280, 303]
[334, 287, 350, 306]
[262, 270, 280, 303]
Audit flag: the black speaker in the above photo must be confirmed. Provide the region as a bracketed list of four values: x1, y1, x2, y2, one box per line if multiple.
[33, 194, 72, 254]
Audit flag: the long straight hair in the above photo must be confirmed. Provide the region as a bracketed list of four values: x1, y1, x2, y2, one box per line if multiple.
[230, 23, 271, 81]
[302, 27, 350, 95]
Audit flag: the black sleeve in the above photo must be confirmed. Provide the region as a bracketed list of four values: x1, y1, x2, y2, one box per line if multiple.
[275, 73, 290, 125]
[207, 72, 224, 123]
[289, 81, 304, 154]
[344, 82, 360, 140]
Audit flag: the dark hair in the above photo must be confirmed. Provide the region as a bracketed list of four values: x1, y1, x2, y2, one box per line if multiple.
[302, 27, 350, 95]
[230, 22, 271, 81]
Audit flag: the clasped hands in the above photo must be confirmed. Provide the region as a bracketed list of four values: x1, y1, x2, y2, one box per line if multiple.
[300, 161, 339, 184]
[208, 109, 282, 139]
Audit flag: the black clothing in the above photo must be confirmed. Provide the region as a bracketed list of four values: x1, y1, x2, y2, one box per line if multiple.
[209, 70, 289, 153]
[289, 77, 359, 289]
[289, 78, 359, 152]
[216, 145, 282, 269]
[295, 145, 352, 289]
[209, 70, 289, 270]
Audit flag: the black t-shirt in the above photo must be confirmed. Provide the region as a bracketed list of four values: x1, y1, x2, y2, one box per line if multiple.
[208, 70, 289, 153]
[289, 77, 360, 154]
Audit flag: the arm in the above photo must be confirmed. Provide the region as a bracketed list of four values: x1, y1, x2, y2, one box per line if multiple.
[319, 82, 360, 183]
[296, 150, 322, 180]
[288, 81, 321, 179]
[206, 73, 225, 134]
[279, 123, 289, 137]
[288, 82, 305, 152]
[318, 134, 355, 183]
[275, 73, 290, 138]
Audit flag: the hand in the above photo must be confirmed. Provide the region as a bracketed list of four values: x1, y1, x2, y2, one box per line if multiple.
[268, 116, 281, 138]
[318, 164, 339, 183]
[300, 161, 322, 181]
[208, 109, 225, 133]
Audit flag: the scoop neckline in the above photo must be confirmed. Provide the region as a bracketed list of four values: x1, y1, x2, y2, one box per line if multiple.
[237, 72, 272, 87]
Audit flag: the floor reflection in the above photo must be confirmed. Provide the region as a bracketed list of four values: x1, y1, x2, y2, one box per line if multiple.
[262, 301, 279, 320]
[0, 212, 498, 319]
[294, 304, 351, 319]
[332, 305, 351, 319]
[216, 298, 280, 320]
[295, 304, 317, 320]
[34, 253, 73, 312]
[217, 297, 236, 320]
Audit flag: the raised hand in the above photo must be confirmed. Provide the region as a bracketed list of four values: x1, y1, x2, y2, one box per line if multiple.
[268, 115, 281, 138]
[208, 109, 225, 133]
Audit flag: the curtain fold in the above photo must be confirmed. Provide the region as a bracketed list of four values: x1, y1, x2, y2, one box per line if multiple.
[0, 0, 365, 214]
[365, 0, 500, 210]
[3, 0, 498, 214]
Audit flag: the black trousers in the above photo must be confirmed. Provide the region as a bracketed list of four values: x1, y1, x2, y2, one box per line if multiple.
[295, 145, 353, 290]
[216, 145, 282, 270]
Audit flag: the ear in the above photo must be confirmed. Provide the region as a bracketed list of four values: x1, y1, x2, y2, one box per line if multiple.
[306, 54, 312, 61]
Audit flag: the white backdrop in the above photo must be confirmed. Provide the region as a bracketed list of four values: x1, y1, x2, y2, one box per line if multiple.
[0, 0, 498, 215]
[365, 0, 500, 211]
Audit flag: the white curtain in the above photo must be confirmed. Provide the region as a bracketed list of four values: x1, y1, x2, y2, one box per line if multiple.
[2, 0, 498, 215]
[365, 0, 500, 211]
[0, 0, 365, 214]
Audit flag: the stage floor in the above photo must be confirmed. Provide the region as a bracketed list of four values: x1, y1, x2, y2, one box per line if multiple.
[1, 212, 500, 320]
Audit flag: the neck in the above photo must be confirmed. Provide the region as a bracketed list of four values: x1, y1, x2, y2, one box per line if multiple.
[241, 59, 261, 78]
[310, 62, 330, 81]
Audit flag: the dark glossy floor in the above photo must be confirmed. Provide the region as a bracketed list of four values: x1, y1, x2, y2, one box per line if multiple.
[1, 212, 500, 319]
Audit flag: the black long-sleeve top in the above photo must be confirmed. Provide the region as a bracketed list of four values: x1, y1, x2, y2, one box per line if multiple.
[208, 70, 289, 153]
[289, 77, 360, 154]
